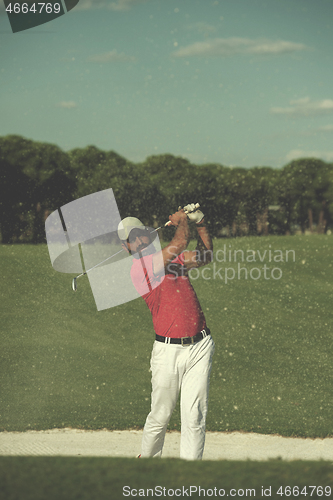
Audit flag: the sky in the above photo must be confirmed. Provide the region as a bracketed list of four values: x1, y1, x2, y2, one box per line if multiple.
[1, 0, 333, 168]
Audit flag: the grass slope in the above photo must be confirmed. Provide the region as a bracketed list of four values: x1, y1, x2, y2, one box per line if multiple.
[1, 457, 333, 500]
[0, 235, 332, 436]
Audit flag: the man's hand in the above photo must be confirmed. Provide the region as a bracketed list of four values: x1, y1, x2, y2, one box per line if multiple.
[168, 209, 187, 227]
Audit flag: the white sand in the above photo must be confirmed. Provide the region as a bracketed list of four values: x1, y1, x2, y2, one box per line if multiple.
[1, 429, 333, 461]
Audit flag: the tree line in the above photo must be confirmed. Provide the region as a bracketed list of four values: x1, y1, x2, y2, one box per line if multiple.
[0, 134, 332, 244]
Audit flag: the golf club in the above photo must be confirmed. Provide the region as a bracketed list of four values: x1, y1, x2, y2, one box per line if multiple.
[72, 248, 124, 291]
[71, 203, 200, 291]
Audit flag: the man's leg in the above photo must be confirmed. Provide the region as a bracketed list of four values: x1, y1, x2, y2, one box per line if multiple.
[180, 335, 215, 460]
[141, 342, 183, 458]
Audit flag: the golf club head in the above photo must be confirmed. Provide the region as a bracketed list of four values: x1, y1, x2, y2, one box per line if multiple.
[72, 277, 77, 292]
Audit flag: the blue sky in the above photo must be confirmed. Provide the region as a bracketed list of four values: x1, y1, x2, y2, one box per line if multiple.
[1, 0, 333, 168]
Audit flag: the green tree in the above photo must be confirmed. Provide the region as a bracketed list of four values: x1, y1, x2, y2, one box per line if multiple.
[183, 163, 232, 237]
[241, 167, 277, 235]
[141, 156, 236, 237]
[69, 146, 167, 228]
[141, 154, 193, 207]
[0, 135, 75, 242]
[139, 154, 195, 235]
[0, 159, 35, 243]
[68, 145, 127, 198]
[279, 158, 331, 234]
[326, 166, 333, 231]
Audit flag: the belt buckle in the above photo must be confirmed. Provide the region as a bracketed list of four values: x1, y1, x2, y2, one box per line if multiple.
[181, 336, 194, 347]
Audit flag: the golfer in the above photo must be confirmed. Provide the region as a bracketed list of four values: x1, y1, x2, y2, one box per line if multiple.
[117, 205, 215, 460]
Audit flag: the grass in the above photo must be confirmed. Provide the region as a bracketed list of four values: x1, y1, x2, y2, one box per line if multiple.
[0, 235, 333, 436]
[1, 457, 333, 500]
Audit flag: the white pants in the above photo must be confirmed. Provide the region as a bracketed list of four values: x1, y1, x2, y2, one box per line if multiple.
[141, 334, 215, 460]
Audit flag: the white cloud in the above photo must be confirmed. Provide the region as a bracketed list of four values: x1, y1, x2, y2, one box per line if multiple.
[57, 101, 77, 109]
[171, 37, 307, 58]
[87, 50, 135, 63]
[286, 149, 333, 162]
[75, 0, 149, 11]
[318, 124, 333, 132]
[271, 97, 333, 117]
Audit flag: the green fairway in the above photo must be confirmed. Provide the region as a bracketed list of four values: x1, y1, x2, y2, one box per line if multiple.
[0, 235, 333, 436]
[1, 457, 333, 500]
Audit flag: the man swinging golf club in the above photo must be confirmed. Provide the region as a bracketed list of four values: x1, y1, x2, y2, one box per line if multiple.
[118, 203, 215, 460]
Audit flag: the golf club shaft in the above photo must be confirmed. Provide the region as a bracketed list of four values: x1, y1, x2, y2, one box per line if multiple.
[84, 248, 124, 275]
[72, 248, 124, 291]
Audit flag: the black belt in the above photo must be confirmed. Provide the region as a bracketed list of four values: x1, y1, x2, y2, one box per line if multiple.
[155, 328, 211, 346]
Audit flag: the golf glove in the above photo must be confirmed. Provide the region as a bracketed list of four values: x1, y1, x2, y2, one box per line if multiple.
[183, 203, 197, 214]
[183, 203, 204, 224]
[187, 209, 204, 224]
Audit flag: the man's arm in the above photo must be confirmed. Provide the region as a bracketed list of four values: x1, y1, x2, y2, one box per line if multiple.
[182, 219, 213, 269]
[153, 209, 191, 274]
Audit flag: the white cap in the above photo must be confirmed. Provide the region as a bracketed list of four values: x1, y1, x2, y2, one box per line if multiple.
[117, 217, 145, 241]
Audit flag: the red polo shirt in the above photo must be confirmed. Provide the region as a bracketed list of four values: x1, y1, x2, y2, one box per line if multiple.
[130, 251, 206, 338]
